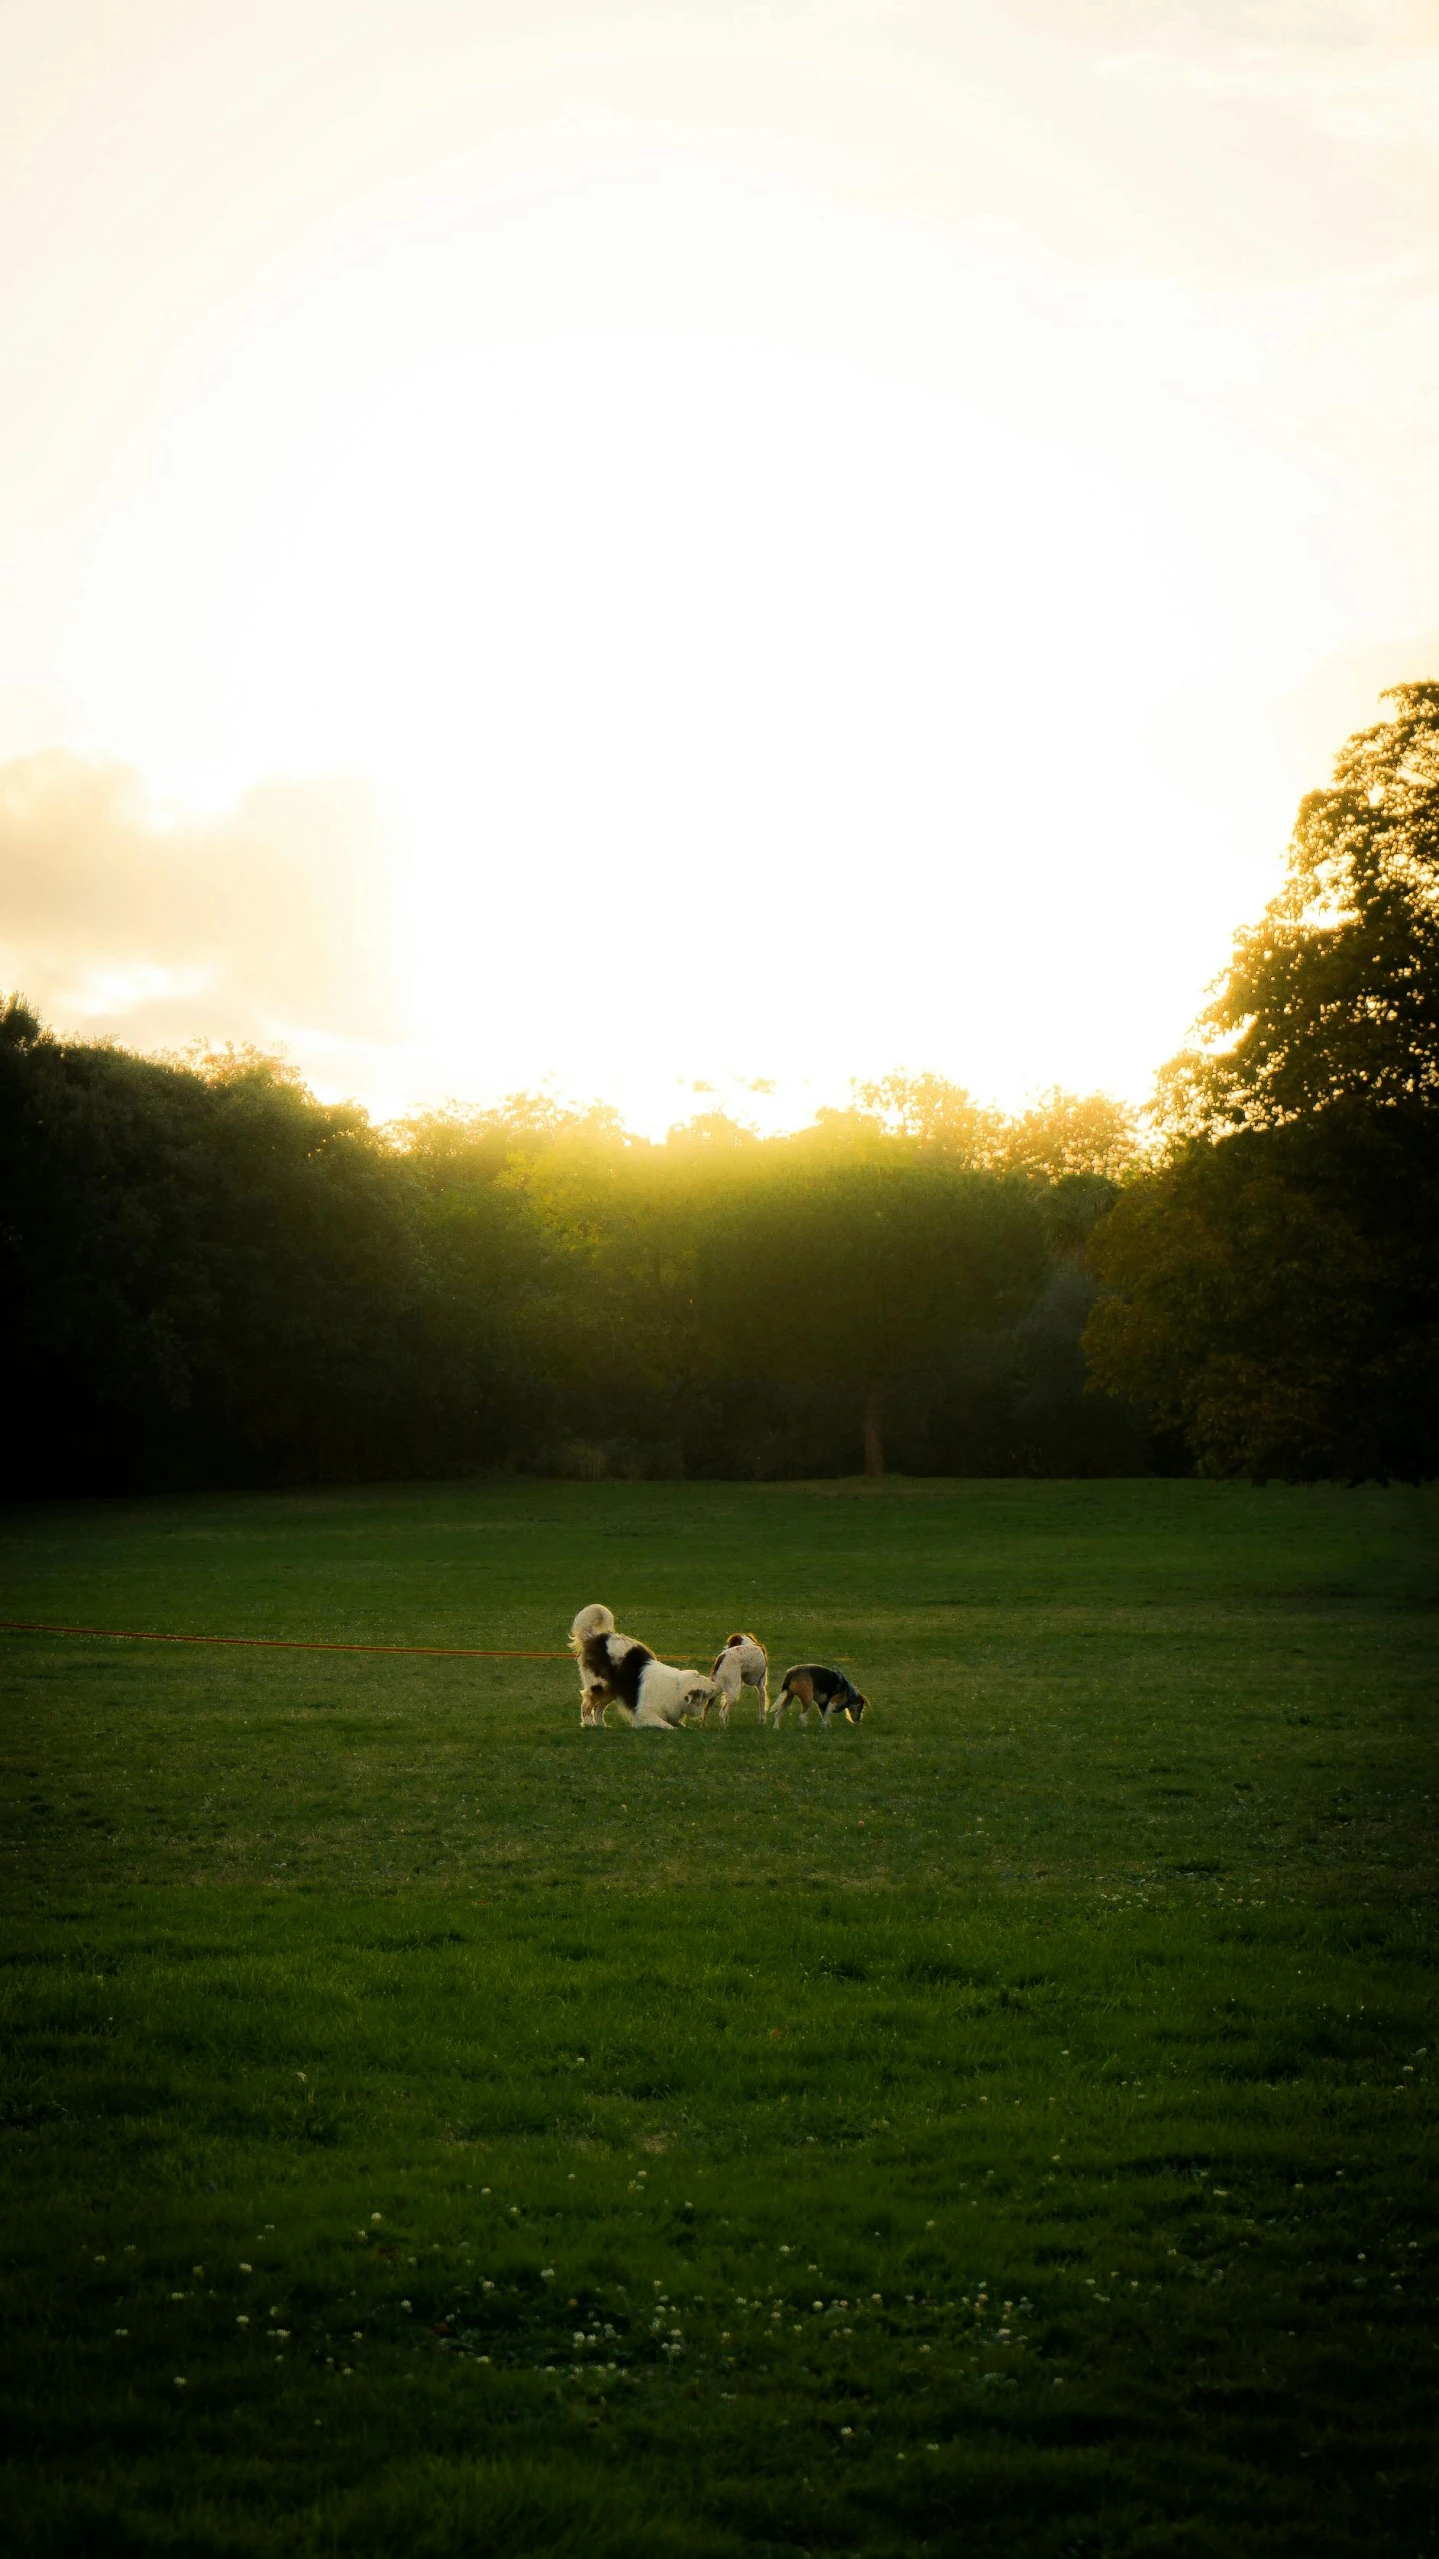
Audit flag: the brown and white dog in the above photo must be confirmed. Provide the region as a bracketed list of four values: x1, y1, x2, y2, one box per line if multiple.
[569, 1604, 716, 1731]
[570, 1602, 647, 1726]
[770, 1663, 868, 1728]
[705, 1632, 769, 1727]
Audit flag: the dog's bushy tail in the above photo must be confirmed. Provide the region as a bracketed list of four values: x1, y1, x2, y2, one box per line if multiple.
[570, 1602, 614, 1655]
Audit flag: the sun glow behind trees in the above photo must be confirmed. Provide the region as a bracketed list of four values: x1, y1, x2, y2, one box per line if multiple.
[5, 2, 1439, 1128]
[106, 328, 1228, 1130]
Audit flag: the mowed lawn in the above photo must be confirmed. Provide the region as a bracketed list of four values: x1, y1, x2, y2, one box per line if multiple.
[1, 1478, 1436, 2559]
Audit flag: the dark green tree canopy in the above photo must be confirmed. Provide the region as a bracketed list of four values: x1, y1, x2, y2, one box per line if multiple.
[1085, 686, 1439, 1483]
[1160, 682, 1439, 1138]
[1, 1003, 1145, 1494]
[1084, 1106, 1439, 1483]
[695, 1147, 1048, 1477]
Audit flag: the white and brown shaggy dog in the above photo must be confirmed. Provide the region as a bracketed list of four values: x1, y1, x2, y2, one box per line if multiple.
[569, 1604, 716, 1731]
[705, 1632, 769, 1727]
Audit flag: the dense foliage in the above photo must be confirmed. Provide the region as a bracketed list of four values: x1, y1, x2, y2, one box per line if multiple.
[14, 694, 1432, 1495]
[1085, 685, 1439, 1481]
[0, 1005, 1147, 1495]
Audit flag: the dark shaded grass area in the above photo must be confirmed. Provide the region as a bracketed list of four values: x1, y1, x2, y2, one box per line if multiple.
[1, 1478, 1437, 2556]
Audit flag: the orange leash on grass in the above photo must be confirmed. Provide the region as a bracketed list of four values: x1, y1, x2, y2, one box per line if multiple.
[0, 1619, 571, 1659]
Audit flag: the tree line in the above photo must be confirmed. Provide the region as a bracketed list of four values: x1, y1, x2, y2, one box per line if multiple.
[3, 685, 1435, 1495]
[0, 1008, 1148, 1495]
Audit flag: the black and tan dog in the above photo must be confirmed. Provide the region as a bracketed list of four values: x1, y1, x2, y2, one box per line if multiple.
[770, 1663, 868, 1728]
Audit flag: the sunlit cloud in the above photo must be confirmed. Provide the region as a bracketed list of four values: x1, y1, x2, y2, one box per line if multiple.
[0, 753, 405, 1078]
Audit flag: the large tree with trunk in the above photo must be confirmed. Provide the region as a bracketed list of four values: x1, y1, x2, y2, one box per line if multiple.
[697, 1148, 1046, 1476]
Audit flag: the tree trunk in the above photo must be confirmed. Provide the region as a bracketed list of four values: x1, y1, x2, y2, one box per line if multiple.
[863, 1381, 885, 1479]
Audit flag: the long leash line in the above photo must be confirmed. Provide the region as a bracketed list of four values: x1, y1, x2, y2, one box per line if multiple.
[0, 1619, 572, 1660]
[1, 1621, 847, 1668]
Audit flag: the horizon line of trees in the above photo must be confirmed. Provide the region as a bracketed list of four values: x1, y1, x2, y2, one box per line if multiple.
[4, 684, 1436, 1496]
[0, 999, 1157, 1495]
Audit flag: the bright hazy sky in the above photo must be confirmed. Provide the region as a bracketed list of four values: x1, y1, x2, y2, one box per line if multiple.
[2, 0, 1437, 1132]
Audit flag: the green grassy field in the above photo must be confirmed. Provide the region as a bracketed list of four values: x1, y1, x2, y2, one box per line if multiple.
[1, 1476, 1436, 2558]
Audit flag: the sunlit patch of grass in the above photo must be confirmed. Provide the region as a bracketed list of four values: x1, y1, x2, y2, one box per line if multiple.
[1, 1477, 1436, 2555]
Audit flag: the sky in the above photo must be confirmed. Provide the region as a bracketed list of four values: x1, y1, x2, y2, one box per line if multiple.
[2, 0, 1437, 1134]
